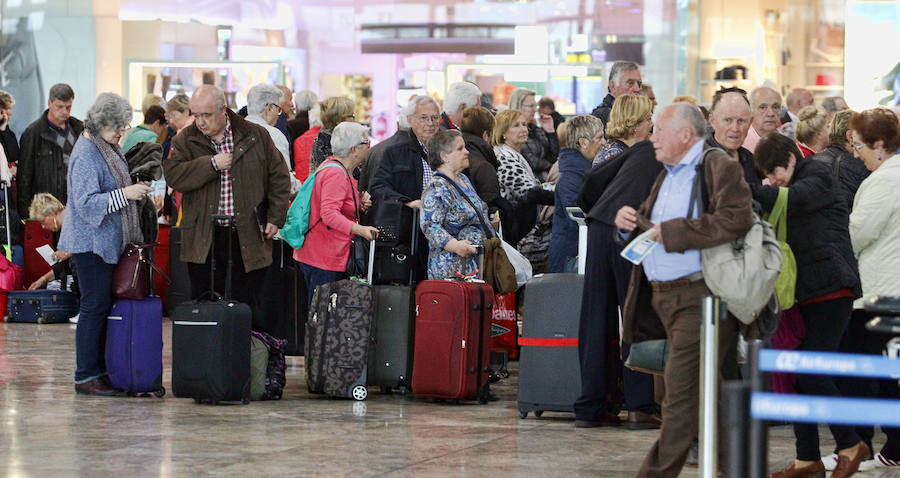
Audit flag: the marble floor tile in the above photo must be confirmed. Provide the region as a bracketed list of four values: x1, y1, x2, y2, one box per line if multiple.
[0, 321, 895, 477]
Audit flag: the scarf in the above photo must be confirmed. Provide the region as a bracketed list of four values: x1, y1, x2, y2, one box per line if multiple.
[89, 134, 143, 252]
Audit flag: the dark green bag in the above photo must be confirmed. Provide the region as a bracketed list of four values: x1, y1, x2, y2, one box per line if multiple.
[624, 339, 669, 375]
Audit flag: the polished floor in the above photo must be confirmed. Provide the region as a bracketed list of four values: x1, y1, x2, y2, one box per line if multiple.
[1, 321, 897, 477]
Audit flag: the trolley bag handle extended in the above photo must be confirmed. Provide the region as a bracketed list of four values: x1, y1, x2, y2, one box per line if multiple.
[565, 207, 588, 275]
[2, 182, 10, 249]
[206, 214, 236, 301]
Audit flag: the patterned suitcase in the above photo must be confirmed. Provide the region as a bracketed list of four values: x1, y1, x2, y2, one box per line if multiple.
[412, 280, 494, 402]
[105, 296, 165, 396]
[6, 289, 78, 323]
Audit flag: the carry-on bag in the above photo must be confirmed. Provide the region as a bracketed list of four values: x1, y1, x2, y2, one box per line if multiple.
[371, 201, 417, 285]
[517, 207, 586, 418]
[23, 220, 52, 288]
[305, 241, 377, 400]
[412, 273, 495, 403]
[171, 215, 251, 405]
[259, 238, 307, 355]
[6, 289, 78, 323]
[249, 330, 287, 401]
[105, 295, 165, 396]
[165, 226, 191, 315]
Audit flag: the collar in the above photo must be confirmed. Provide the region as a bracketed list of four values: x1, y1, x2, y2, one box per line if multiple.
[665, 139, 705, 173]
[441, 112, 458, 130]
[46, 113, 68, 134]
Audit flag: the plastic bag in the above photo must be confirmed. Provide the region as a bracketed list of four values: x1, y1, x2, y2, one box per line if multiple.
[500, 239, 532, 288]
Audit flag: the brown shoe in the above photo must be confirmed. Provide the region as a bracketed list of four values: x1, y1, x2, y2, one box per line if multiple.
[831, 442, 870, 478]
[74, 377, 120, 396]
[626, 410, 662, 430]
[768, 460, 825, 478]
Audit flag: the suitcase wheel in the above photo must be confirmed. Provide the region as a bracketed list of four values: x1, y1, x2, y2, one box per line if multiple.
[519, 411, 528, 419]
[153, 387, 166, 398]
[37, 315, 54, 324]
[242, 398, 250, 405]
[351, 385, 367, 401]
[534, 410, 544, 418]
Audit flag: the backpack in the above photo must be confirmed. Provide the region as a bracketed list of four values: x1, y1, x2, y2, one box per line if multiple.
[278, 162, 343, 249]
[687, 148, 783, 324]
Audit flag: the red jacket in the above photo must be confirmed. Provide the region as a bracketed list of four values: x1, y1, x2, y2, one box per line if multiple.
[293, 125, 321, 183]
[293, 158, 358, 271]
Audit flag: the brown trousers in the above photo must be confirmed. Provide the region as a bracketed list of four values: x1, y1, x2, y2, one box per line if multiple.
[636, 280, 738, 478]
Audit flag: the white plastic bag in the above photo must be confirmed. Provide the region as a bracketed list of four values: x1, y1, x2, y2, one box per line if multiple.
[500, 239, 533, 288]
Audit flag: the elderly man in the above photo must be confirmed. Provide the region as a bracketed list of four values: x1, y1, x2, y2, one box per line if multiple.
[163, 85, 292, 329]
[616, 103, 753, 477]
[706, 88, 760, 185]
[743, 86, 783, 153]
[370, 95, 441, 282]
[273, 85, 294, 150]
[591, 61, 643, 125]
[17, 83, 84, 217]
[245, 84, 300, 195]
[288, 90, 318, 142]
[440, 81, 482, 131]
[642, 83, 658, 113]
[778, 88, 815, 139]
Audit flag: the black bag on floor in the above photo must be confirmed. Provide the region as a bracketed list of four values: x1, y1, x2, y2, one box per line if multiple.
[171, 215, 251, 405]
[166, 227, 191, 315]
[258, 238, 307, 355]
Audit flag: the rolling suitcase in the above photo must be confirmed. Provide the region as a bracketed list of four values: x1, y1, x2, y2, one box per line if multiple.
[517, 208, 586, 418]
[105, 296, 165, 396]
[6, 289, 78, 323]
[166, 226, 191, 315]
[153, 225, 171, 311]
[412, 278, 494, 403]
[259, 238, 307, 355]
[305, 243, 376, 401]
[171, 215, 251, 405]
[23, 220, 52, 288]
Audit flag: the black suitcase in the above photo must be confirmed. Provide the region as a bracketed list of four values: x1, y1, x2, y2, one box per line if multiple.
[166, 226, 191, 315]
[258, 238, 307, 355]
[369, 284, 415, 393]
[171, 215, 251, 404]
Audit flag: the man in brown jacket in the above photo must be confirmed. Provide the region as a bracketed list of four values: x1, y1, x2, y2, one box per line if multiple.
[164, 85, 292, 323]
[615, 103, 753, 477]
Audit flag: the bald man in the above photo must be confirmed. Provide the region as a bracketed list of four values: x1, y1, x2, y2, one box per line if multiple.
[706, 89, 761, 184]
[743, 87, 783, 153]
[778, 88, 814, 139]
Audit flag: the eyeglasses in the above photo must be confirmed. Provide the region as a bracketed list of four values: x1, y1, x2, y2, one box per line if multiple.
[416, 115, 441, 124]
[267, 103, 283, 114]
[852, 142, 866, 152]
[356, 140, 370, 147]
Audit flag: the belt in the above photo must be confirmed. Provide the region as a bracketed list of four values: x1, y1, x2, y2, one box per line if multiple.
[650, 271, 704, 292]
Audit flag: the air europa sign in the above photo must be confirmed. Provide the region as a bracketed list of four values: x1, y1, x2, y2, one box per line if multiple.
[774, 351, 858, 374]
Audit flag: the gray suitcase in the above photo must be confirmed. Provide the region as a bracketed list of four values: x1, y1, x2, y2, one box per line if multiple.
[368, 285, 415, 393]
[517, 208, 586, 418]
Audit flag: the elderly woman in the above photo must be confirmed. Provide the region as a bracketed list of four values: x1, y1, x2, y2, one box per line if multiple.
[57, 93, 153, 396]
[841, 108, 900, 469]
[548, 115, 604, 273]
[293, 122, 378, 308]
[0, 89, 19, 169]
[508, 88, 559, 181]
[492, 109, 554, 247]
[309, 97, 356, 174]
[593, 94, 653, 167]
[753, 133, 867, 477]
[459, 106, 502, 214]
[420, 129, 490, 279]
[813, 109, 869, 210]
[27, 193, 76, 293]
[795, 105, 830, 157]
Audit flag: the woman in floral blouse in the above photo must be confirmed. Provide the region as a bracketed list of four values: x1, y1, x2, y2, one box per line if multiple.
[420, 130, 491, 280]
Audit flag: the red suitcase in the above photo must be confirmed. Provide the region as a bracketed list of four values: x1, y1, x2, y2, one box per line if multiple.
[412, 280, 494, 402]
[24, 221, 52, 288]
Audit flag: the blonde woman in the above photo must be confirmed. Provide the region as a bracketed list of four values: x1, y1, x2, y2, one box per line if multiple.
[309, 97, 356, 173]
[796, 105, 830, 157]
[28, 193, 75, 291]
[593, 94, 653, 167]
[508, 88, 558, 181]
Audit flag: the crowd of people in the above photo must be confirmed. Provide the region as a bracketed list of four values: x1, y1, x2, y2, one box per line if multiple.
[1, 57, 899, 477]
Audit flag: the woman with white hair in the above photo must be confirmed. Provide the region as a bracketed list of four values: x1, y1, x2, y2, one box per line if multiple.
[288, 90, 318, 141]
[508, 88, 559, 181]
[57, 92, 153, 396]
[293, 122, 379, 308]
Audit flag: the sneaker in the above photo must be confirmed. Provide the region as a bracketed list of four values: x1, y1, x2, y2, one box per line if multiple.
[873, 452, 900, 468]
[822, 453, 839, 471]
[69, 314, 79, 324]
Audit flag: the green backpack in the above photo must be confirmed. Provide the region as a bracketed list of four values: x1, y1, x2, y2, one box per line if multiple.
[279, 163, 343, 249]
[764, 187, 797, 309]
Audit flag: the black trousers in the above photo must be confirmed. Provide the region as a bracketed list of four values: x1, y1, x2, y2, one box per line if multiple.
[187, 226, 266, 327]
[574, 221, 657, 420]
[793, 297, 861, 461]
[838, 308, 900, 460]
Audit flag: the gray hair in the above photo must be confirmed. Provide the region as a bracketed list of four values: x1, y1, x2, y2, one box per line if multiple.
[293, 90, 318, 112]
[84, 92, 133, 138]
[426, 129, 463, 170]
[308, 104, 323, 128]
[331, 122, 370, 157]
[247, 84, 283, 116]
[443, 82, 481, 115]
[399, 97, 423, 129]
[669, 102, 707, 138]
[822, 96, 847, 113]
[508, 88, 535, 111]
[405, 95, 440, 120]
[609, 61, 640, 86]
[49, 83, 74, 102]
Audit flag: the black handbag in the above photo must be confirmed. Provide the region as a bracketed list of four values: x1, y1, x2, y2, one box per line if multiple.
[343, 168, 369, 278]
[624, 339, 669, 375]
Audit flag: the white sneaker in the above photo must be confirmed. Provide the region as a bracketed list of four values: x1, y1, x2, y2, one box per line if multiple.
[822, 453, 839, 471]
[860, 457, 877, 471]
[873, 452, 900, 468]
[69, 314, 79, 324]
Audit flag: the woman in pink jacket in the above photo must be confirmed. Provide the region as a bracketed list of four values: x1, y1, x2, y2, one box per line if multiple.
[293, 122, 379, 307]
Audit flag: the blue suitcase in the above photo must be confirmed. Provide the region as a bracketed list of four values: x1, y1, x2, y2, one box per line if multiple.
[5, 289, 79, 323]
[105, 296, 166, 396]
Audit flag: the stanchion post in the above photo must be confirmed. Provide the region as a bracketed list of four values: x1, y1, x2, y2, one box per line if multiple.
[748, 339, 767, 478]
[723, 380, 750, 478]
[699, 296, 720, 478]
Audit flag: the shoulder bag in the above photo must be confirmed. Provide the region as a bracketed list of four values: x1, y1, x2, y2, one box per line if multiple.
[762, 187, 797, 310]
[112, 242, 169, 300]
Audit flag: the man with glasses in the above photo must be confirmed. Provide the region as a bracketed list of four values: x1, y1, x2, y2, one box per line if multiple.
[17, 83, 84, 218]
[706, 87, 761, 185]
[744, 86, 783, 153]
[163, 85, 292, 329]
[245, 83, 299, 195]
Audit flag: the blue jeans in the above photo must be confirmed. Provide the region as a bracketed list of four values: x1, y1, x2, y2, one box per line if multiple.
[73, 252, 115, 383]
[298, 262, 346, 311]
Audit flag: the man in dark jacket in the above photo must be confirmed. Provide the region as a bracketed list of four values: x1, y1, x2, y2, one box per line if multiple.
[163, 85, 292, 330]
[706, 88, 761, 185]
[574, 139, 662, 430]
[591, 61, 643, 126]
[439, 81, 481, 131]
[17, 83, 84, 218]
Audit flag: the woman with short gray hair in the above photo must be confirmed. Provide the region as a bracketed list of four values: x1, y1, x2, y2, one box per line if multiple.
[57, 92, 153, 396]
[293, 122, 378, 308]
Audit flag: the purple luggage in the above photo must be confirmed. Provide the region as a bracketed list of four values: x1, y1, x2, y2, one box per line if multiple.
[105, 296, 166, 397]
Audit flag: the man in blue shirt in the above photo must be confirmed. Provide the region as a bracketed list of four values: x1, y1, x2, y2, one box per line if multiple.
[616, 103, 754, 477]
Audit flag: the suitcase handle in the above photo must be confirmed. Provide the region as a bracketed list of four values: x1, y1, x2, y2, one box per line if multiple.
[209, 215, 236, 300]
